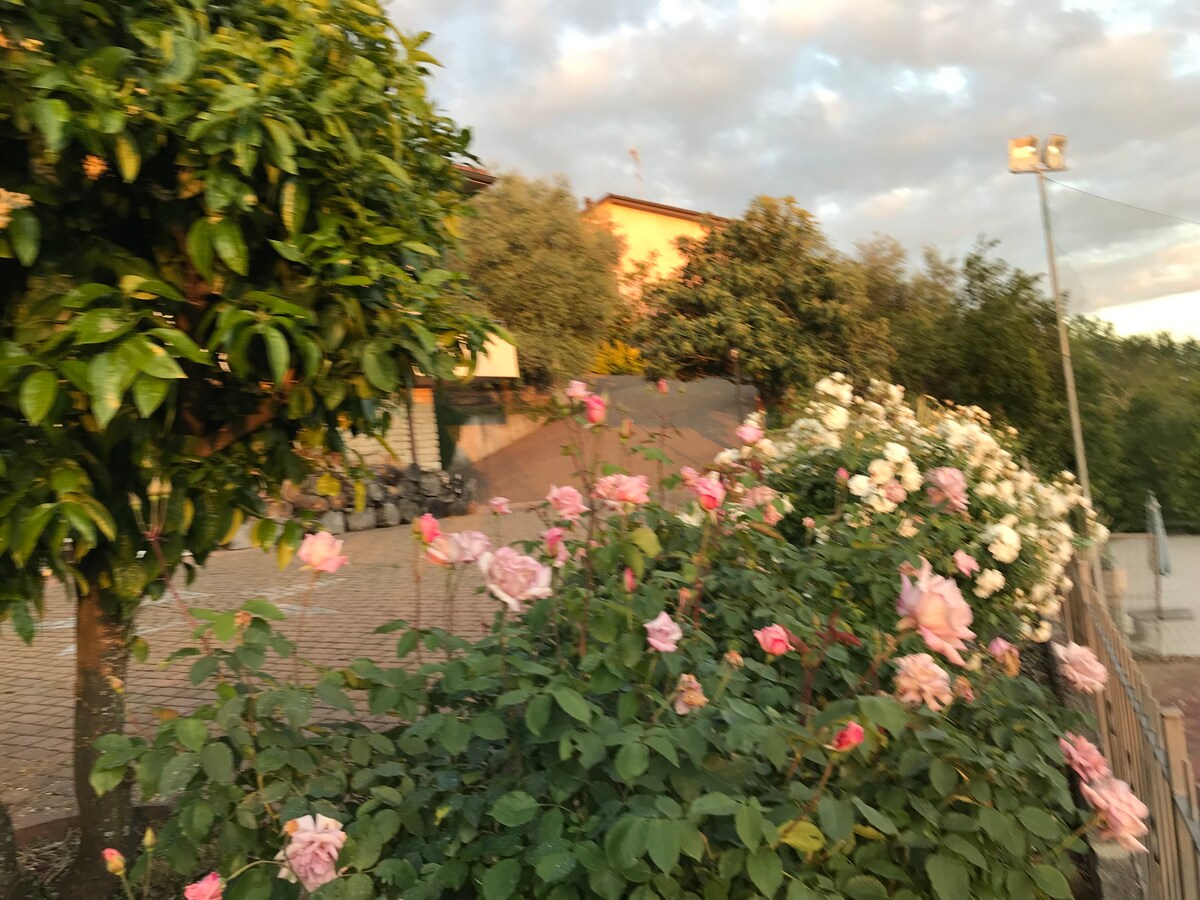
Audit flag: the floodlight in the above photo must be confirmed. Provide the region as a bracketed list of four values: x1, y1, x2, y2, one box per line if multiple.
[1043, 134, 1067, 171]
[1008, 136, 1040, 173]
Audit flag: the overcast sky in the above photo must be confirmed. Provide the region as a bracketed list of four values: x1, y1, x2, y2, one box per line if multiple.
[386, 0, 1200, 331]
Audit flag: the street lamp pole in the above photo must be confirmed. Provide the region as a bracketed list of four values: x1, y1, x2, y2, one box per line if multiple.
[1010, 135, 1092, 501]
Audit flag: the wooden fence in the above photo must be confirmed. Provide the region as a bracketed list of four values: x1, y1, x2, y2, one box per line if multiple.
[1064, 560, 1200, 899]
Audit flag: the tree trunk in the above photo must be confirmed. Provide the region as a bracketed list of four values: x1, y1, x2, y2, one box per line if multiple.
[0, 800, 34, 900]
[64, 582, 132, 900]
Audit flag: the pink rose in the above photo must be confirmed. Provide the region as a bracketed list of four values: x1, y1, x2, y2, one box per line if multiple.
[894, 653, 954, 711]
[953, 675, 976, 703]
[584, 394, 607, 425]
[736, 423, 764, 444]
[278, 814, 347, 893]
[656, 378, 669, 395]
[802, 516, 816, 528]
[489, 496, 511, 515]
[953, 550, 979, 577]
[1060, 732, 1111, 784]
[547, 484, 589, 521]
[1081, 778, 1149, 852]
[102, 848, 125, 876]
[426, 531, 492, 566]
[896, 557, 976, 667]
[297, 532, 348, 574]
[1053, 642, 1108, 693]
[987, 636, 1020, 676]
[644, 610, 683, 652]
[830, 721, 864, 752]
[593, 473, 650, 508]
[184, 873, 224, 900]
[416, 512, 441, 544]
[743, 485, 784, 524]
[542, 527, 569, 567]
[566, 380, 590, 401]
[479, 547, 552, 614]
[623, 567, 637, 593]
[691, 476, 727, 511]
[679, 467, 700, 488]
[926, 466, 969, 513]
[754, 624, 794, 656]
[674, 673, 708, 714]
[883, 480, 908, 503]
[836, 467, 849, 483]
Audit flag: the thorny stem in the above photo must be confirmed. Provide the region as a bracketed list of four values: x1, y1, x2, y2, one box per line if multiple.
[289, 570, 321, 684]
[411, 531, 424, 662]
[800, 756, 838, 819]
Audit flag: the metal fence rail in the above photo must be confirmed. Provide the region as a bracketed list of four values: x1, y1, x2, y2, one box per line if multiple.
[1064, 561, 1200, 899]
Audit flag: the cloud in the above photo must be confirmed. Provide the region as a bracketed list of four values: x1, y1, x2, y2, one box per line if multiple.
[386, 0, 1200, 316]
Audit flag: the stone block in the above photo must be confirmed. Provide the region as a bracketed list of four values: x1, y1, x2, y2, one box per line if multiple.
[376, 502, 401, 528]
[396, 499, 422, 523]
[346, 510, 377, 532]
[320, 511, 346, 535]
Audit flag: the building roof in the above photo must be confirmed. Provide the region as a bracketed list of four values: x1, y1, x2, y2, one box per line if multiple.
[585, 193, 729, 225]
[454, 163, 496, 193]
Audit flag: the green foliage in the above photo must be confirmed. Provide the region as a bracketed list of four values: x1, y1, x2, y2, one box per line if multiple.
[639, 196, 894, 408]
[105, 390, 1091, 898]
[457, 174, 624, 386]
[0, 0, 496, 630]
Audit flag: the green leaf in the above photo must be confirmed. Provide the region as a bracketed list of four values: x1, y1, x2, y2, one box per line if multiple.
[89, 765, 125, 798]
[630, 526, 662, 558]
[535, 851, 576, 884]
[817, 796, 854, 842]
[214, 218, 249, 275]
[614, 742, 649, 783]
[280, 179, 309, 236]
[187, 218, 215, 281]
[158, 752, 200, 795]
[20, 370, 58, 424]
[691, 793, 740, 817]
[481, 858, 520, 900]
[1017, 807, 1063, 840]
[115, 133, 141, 182]
[200, 742, 234, 783]
[851, 798, 898, 836]
[524, 693, 550, 735]
[842, 875, 889, 900]
[340, 873, 374, 900]
[552, 687, 591, 723]
[140, 344, 186, 379]
[930, 758, 958, 796]
[646, 820, 681, 873]
[133, 376, 170, 417]
[490, 791, 538, 827]
[243, 598, 285, 620]
[316, 680, 355, 714]
[1030, 864, 1072, 898]
[33, 98, 70, 151]
[362, 340, 398, 391]
[9, 208, 40, 266]
[88, 352, 127, 428]
[777, 819, 824, 853]
[260, 326, 289, 385]
[925, 854, 969, 900]
[175, 718, 208, 752]
[472, 711, 507, 741]
[746, 848, 783, 897]
[858, 694, 909, 736]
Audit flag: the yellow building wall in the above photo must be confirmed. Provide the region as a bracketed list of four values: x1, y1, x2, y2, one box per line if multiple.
[589, 200, 707, 281]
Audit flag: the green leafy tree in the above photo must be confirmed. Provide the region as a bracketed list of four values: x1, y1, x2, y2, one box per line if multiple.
[457, 173, 624, 385]
[639, 196, 894, 410]
[0, 1, 493, 894]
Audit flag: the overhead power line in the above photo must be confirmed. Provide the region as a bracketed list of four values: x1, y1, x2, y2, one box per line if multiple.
[1046, 177, 1200, 228]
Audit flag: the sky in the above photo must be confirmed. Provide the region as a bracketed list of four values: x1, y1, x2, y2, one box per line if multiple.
[385, 0, 1200, 337]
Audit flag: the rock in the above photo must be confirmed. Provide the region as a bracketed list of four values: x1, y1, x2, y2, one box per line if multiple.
[292, 494, 330, 513]
[447, 496, 471, 517]
[264, 499, 293, 522]
[281, 480, 304, 503]
[419, 472, 443, 495]
[346, 510, 377, 532]
[367, 482, 386, 504]
[320, 511, 346, 535]
[396, 499, 422, 523]
[376, 502, 401, 527]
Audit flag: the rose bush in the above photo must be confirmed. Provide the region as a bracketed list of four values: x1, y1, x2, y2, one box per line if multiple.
[95, 377, 1134, 899]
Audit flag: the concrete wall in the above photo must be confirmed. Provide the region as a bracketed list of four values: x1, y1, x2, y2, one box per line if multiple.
[450, 409, 545, 471]
[344, 387, 441, 470]
[1108, 532, 1200, 656]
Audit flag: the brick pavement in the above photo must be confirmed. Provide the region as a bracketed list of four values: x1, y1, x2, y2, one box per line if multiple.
[0, 510, 544, 831]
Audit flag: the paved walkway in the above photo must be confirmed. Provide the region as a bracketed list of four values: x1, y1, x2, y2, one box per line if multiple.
[0, 510, 544, 831]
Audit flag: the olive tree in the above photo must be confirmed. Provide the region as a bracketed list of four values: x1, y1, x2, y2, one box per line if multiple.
[0, 1, 493, 894]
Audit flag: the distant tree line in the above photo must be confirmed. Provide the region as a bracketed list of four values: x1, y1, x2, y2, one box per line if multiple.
[455, 179, 1199, 533]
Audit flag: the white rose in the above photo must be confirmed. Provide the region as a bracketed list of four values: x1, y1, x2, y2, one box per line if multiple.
[897, 517, 918, 538]
[867, 458, 895, 484]
[714, 448, 739, 466]
[883, 441, 909, 464]
[847, 474, 872, 497]
[1032, 620, 1053, 643]
[974, 569, 1006, 598]
[900, 462, 922, 492]
[755, 438, 778, 459]
[823, 406, 850, 430]
[867, 492, 896, 514]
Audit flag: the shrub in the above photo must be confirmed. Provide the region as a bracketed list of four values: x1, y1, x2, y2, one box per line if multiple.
[100, 377, 1131, 900]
